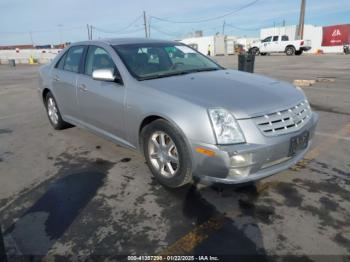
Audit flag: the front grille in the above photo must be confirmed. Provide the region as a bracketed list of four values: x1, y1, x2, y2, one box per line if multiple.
[254, 100, 312, 136]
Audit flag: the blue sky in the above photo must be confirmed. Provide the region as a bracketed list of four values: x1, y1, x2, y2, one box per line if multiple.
[0, 0, 349, 45]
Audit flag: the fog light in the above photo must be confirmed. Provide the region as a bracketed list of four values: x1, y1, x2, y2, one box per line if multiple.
[229, 167, 251, 178]
[230, 153, 252, 167]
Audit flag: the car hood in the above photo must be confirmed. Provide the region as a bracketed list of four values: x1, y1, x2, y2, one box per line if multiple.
[141, 69, 305, 119]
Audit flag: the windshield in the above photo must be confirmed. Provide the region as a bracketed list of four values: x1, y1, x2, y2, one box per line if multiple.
[113, 43, 222, 80]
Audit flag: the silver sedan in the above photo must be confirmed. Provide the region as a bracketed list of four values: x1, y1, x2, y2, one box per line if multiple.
[38, 38, 318, 188]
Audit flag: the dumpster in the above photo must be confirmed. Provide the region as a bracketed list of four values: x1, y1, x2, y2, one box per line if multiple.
[238, 54, 255, 73]
[8, 59, 16, 67]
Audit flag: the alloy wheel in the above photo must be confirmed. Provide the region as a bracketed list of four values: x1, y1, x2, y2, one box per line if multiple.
[47, 97, 59, 125]
[148, 131, 179, 177]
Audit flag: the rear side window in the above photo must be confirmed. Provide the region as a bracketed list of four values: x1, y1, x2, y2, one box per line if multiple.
[63, 46, 84, 73]
[282, 35, 289, 41]
[85, 46, 117, 76]
[273, 36, 279, 41]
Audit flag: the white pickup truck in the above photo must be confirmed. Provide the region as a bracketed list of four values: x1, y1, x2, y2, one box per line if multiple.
[249, 35, 311, 56]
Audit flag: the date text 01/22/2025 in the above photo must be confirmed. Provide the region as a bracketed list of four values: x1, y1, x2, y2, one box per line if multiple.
[127, 255, 220, 261]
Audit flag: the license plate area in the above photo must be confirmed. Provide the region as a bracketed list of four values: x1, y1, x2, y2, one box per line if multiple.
[289, 131, 309, 156]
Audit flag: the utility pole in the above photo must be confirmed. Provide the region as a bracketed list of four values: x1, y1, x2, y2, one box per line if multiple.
[87, 24, 90, 40]
[57, 24, 63, 44]
[90, 25, 93, 40]
[29, 31, 34, 46]
[143, 11, 148, 38]
[296, 0, 306, 40]
[222, 20, 226, 35]
[148, 17, 151, 38]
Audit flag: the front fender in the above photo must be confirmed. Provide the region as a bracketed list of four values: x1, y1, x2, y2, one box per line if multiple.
[125, 84, 216, 152]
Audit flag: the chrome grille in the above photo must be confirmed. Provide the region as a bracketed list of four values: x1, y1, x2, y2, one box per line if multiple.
[254, 100, 312, 136]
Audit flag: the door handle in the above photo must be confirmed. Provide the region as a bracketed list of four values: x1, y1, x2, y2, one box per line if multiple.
[78, 84, 88, 92]
[53, 75, 60, 82]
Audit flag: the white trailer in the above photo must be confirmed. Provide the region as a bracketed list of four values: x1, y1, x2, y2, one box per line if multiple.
[180, 35, 230, 56]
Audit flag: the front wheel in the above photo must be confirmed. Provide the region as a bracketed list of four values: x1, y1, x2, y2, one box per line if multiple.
[141, 119, 192, 188]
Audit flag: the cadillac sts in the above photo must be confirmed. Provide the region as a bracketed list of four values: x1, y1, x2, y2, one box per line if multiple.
[38, 38, 318, 188]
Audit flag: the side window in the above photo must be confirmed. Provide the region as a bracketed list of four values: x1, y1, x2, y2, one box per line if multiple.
[273, 36, 279, 41]
[282, 35, 289, 41]
[63, 46, 84, 73]
[55, 52, 67, 70]
[85, 46, 117, 76]
[262, 36, 272, 43]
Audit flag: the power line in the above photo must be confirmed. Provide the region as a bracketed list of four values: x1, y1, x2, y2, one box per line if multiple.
[0, 25, 85, 35]
[150, 26, 181, 37]
[93, 15, 143, 34]
[92, 14, 144, 35]
[225, 24, 262, 31]
[93, 26, 144, 35]
[150, 0, 259, 24]
[0, 15, 142, 36]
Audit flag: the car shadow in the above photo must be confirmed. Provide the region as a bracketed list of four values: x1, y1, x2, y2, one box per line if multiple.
[157, 180, 269, 260]
[2, 152, 115, 257]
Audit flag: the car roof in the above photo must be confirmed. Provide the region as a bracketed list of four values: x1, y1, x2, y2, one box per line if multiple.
[72, 38, 180, 46]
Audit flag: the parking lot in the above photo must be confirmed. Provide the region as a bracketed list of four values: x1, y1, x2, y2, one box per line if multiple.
[0, 54, 349, 260]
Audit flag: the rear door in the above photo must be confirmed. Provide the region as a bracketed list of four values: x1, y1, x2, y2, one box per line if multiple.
[51, 45, 85, 120]
[76, 45, 127, 141]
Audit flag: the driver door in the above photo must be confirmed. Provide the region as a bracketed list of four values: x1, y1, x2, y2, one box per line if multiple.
[77, 45, 127, 142]
[260, 36, 272, 52]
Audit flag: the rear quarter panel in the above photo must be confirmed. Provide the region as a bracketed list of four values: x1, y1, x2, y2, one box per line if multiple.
[38, 64, 52, 102]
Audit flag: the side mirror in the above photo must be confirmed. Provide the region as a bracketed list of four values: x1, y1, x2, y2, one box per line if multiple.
[92, 69, 116, 82]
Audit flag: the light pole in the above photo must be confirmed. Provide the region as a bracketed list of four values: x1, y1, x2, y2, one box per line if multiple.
[57, 24, 63, 44]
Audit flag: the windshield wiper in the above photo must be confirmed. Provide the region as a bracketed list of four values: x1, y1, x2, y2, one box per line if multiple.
[139, 71, 192, 81]
[190, 68, 221, 73]
[138, 68, 221, 81]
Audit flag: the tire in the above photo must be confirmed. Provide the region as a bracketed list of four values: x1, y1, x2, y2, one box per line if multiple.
[285, 46, 295, 56]
[141, 119, 192, 188]
[45, 91, 71, 130]
[260, 52, 267, 56]
[295, 50, 303, 56]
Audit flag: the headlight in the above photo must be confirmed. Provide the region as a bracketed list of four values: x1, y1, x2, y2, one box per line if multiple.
[208, 108, 245, 145]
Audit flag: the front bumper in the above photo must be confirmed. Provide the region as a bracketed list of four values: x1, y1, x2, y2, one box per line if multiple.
[190, 112, 319, 184]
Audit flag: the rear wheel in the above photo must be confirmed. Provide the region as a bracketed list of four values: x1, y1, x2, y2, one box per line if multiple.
[45, 91, 70, 130]
[141, 119, 192, 188]
[286, 46, 296, 56]
[295, 50, 303, 56]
